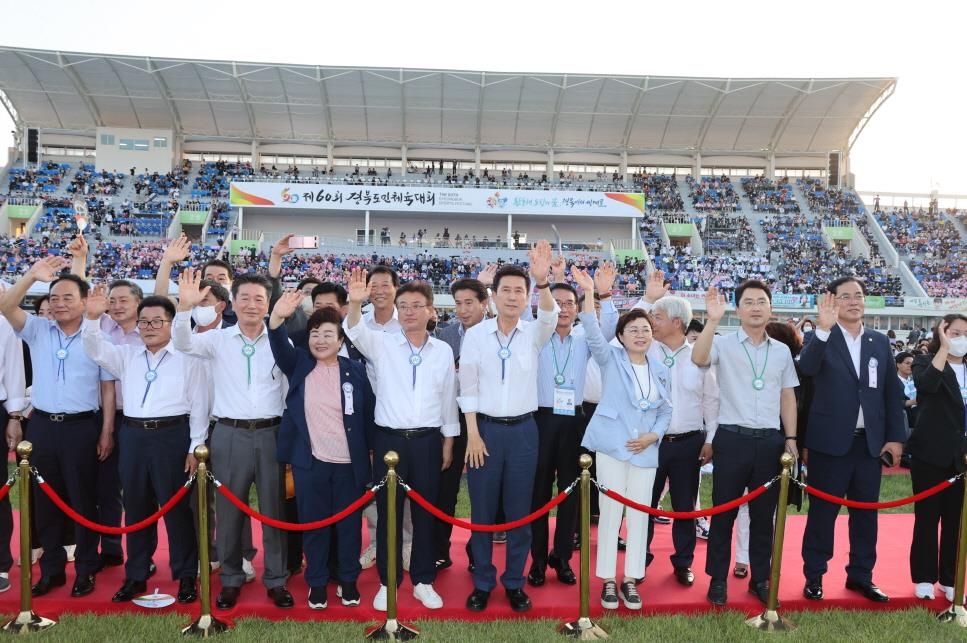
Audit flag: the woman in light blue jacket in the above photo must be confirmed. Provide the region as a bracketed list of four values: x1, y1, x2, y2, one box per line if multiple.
[572, 268, 672, 611]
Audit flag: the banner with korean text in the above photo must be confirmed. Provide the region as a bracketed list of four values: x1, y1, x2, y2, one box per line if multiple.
[229, 182, 645, 217]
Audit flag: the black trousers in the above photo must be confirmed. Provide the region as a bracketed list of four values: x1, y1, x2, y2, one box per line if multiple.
[31, 412, 102, 578]
[433, 418, 467, 563]
[647, 431, 704, 568]
[93, 410, 125, 560]
[910, 457, 963, 586]
[705, 427, 782, 583]
[530, 408, 582, 565]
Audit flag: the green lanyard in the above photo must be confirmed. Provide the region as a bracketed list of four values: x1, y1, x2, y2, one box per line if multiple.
[240, 333, 263, 386]
[741, 339, 770, 390]
[550, 335, 573, 386]
[659, 343, 688, 367]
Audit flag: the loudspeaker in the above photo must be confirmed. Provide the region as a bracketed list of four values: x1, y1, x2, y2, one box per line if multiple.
[27, 128, 38, 164]
[827, 151, 840, 188]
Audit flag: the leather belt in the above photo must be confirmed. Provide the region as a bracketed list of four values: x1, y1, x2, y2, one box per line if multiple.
[662, 429, 705, 443]
[123, 414, 189, 430]
[853, 428, 866, 437]
[719, 424, 778, 439]
[219, 417, 281, 430]
[477, 412, 533, 426]
[376, 425, 438, 439]
[34, 409, 97, 423]
[537, 406, 585, 417]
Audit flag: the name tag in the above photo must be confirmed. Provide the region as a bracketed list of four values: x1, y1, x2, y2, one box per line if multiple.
[342, 382, 355, 415]
[867, 358, 878, 389]
[553, 387, 576, 416]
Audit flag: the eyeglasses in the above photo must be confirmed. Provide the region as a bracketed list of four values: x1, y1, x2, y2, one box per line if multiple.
[397, 303, 428, 313]
[835, 294, 866, 302]
[137, 319, 170, 329]
[739, 299, 770, 307]
[554, 301, 577, 309]
[623, 326, 653, 336]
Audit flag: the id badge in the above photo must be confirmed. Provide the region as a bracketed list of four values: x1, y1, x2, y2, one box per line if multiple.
[553, 387, 576, 416]
[867, 357, 878, 389]
[342, 382, 355, 415]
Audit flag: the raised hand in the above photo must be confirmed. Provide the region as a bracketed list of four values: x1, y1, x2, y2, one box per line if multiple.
[937, 320, 951, 351]
[176, 267, 210, 311]
[346, 266, 371, 304]
[271, 233, 296, 258]
[528, 239, 553, 284]
[477, 263, 497, 287]
[26, 256, 69, 283]
[705, 286, 726, 322]
[644, 269, 669, 304]
[594, 261, 617, 295]
[272, 290, 304, 321]
[550, 254, 567, 283]
[66, 234, 89, 259]
[162, 234, 191, 264]
[85, 283, 109, 320]
[570, 265, 595, 293]
[816, 292, 838, 332]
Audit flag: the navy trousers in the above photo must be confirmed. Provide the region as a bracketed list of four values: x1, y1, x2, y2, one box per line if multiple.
[530, 408, 582, 565]
[647, 430, 705, 568]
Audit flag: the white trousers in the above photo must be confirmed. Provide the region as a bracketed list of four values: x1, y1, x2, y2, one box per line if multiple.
[595, 451, 655, 580]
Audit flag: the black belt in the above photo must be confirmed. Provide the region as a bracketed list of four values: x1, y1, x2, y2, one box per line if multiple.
[853, 428, 866, 437]
[536, 406, 585, 417]
[663, 429, 705, 443]
[376, 425, 439, 439]
[33, 409, 97, 423]
[219, 417, 281, 430]
[477, 412, 533, 426]
[123, 414, 189, 430]
[719, 424, 778, 439]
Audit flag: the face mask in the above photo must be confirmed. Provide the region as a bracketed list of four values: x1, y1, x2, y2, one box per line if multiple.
[191, 305, 218, 327]
[302, 295, 313, 313]
[949, 335, 967, 357]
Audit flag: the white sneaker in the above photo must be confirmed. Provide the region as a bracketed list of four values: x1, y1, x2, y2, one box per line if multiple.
[939, 584, 964, 603]
[359, 544, 376, 569]
[413, 583, 443, 609]
[64, 544, 76, 562]
[402, 544, 412, 572]
[32, 547, 42, 565]
[373, 584, 387, 611]
[0, 572, 9, 593]
[242, 557, 256, 583]
[915, 582, 935, 599]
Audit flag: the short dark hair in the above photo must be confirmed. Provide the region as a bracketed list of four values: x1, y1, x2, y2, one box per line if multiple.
[450, 278, 487, 302]
[230, 273, 272, 300]
[615, 309, 654, 348]
[50, 273, 89, 298]
[296, 276, 322, 292]
[32, 294, 49, 315]
[202, 259, 234, 280]
[894, 351, 914, 366]
[137, 295, 176, 320]
[686, 318, 705, 335]
[827, 276, 867, 296]
[765, 321, 803, 358]
[367, 265, 399, 288]
[550, 283, 578, 302]
[493, 264, 530, 292]
[927, 314, 967, 355]
[199, 279, 230, 304]
[395, 280, 434, 306]
[310, 282, 348, 307]
[306, 306, 345, 339]
[735, 279, 771, 304]
[108, 279, 144, 301]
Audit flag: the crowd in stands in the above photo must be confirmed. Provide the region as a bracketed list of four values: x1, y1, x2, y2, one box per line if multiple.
[759, 213, 825, 253]
[700, 213, 758, 252]
[909, 255, 967, 297]
[775, 247, 903, 298]
[637, 174, 685, 211]
[133, 160, 193, 198]
[6, 162, 69, 193]
[741, 176, 800, 213]
[66, 164, 125, 196]
[874, 207, 963, 257]
[685, 175, 740, 212]
[800, 178, 864, 215]
[654, 247, 774, 292]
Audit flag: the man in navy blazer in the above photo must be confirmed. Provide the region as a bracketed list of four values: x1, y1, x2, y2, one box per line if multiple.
[798, 276, 905, 603]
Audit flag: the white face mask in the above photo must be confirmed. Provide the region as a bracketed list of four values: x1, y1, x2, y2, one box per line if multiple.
[949, 335, 967, 358]
[191, 305, 218, 327]
[301, 295, 313, 313]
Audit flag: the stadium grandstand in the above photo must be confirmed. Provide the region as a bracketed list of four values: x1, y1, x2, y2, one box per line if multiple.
[1, 46, 966, 330]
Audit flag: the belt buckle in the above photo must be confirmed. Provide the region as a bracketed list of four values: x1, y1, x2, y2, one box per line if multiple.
[50, 413, 64, 423]
[146, 420, 160, 429]
[246, 420, 258, 430]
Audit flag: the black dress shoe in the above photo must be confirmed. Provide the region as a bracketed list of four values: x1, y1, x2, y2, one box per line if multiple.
[505, 587, 532, 612]
[466, 588, 490, 611]
[748, 580, 777, 607]
[71, 574, 96, 597]
[147, 560, 157, 579]
[268, 585, 294, 608]
[674, 566, 695, 587]
[547, 554, 576, 585]
[803, 578, 824, 600]
[465, 541, 475, 573]
[617, 537, 627, 551]
[177, 577, 198, 604]
[112, 578, 147, 602]
[845, 579, 889, 602]
[31, 573, 67, 597]
[435, 558, 453, 571]
[707, 579, 727, 606]
[216, 586, 241, 609]
[527, 562, 546, 587]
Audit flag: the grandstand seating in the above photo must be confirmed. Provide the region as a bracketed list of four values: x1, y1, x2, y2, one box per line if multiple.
[742, 176, 800, 213]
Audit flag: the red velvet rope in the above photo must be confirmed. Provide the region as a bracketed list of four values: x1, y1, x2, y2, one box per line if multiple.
[0, 482, 12, 504]
[216, 483, 374, 531]
[406, 486, 571, 532]
[601, 482, 771, 519]
[803, 477, 955, 510]
[38, 481, 191, 535]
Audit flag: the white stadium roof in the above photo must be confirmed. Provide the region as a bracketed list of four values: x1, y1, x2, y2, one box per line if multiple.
[0, 47, 895, 155]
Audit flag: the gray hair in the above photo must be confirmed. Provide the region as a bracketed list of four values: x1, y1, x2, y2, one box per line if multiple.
[652, 295, 692, 334]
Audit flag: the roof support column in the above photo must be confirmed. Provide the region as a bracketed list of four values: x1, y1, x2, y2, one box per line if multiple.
[620, 151, 628, 182]
[327, 143, 334, 170]
[401, 144, 407, 174]
[692, 153, 702, 179]
[251, 140, 260, 168]
[766, 153, 775, 181]
[547, 149, 554, 179]
[474, 146, 481, 176]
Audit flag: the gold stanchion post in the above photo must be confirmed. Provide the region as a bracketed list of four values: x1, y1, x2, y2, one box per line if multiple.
[745, 452, 796, 632]
[559, 454, 608, 639]
[366, 451, 418, 640]
[183, 445, 230, 636]
[937, 454, 967, 626]
[2, 441, 55, 633]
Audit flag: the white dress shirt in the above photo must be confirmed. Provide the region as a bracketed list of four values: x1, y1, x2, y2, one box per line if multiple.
[83, 319, 211, 452]
[346, 324, 460, 437]
[0, 317, 27, 414]
[648, 339, 719, 443]
[814, 323, 866, 429]
[359, 308, 402, 393]
[457, 305, 559, 417]
[172, 311, 287, 419]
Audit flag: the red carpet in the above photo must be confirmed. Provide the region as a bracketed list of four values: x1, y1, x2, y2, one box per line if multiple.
[0, 513, 931, 623]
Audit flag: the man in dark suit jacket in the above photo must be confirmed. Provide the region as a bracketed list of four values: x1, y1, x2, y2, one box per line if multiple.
[798, 276, 906, 603]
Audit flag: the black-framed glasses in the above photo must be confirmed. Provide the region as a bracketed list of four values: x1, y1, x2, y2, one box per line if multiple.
[137, 319, 171, 329]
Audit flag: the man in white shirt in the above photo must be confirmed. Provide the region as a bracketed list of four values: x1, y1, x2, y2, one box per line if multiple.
[0, 313, 26, 594]
[458, 240, 559, 613]
[82, 290, 209, 605]
[173, 269, 293, 610]
[346, 271, 458, 611]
